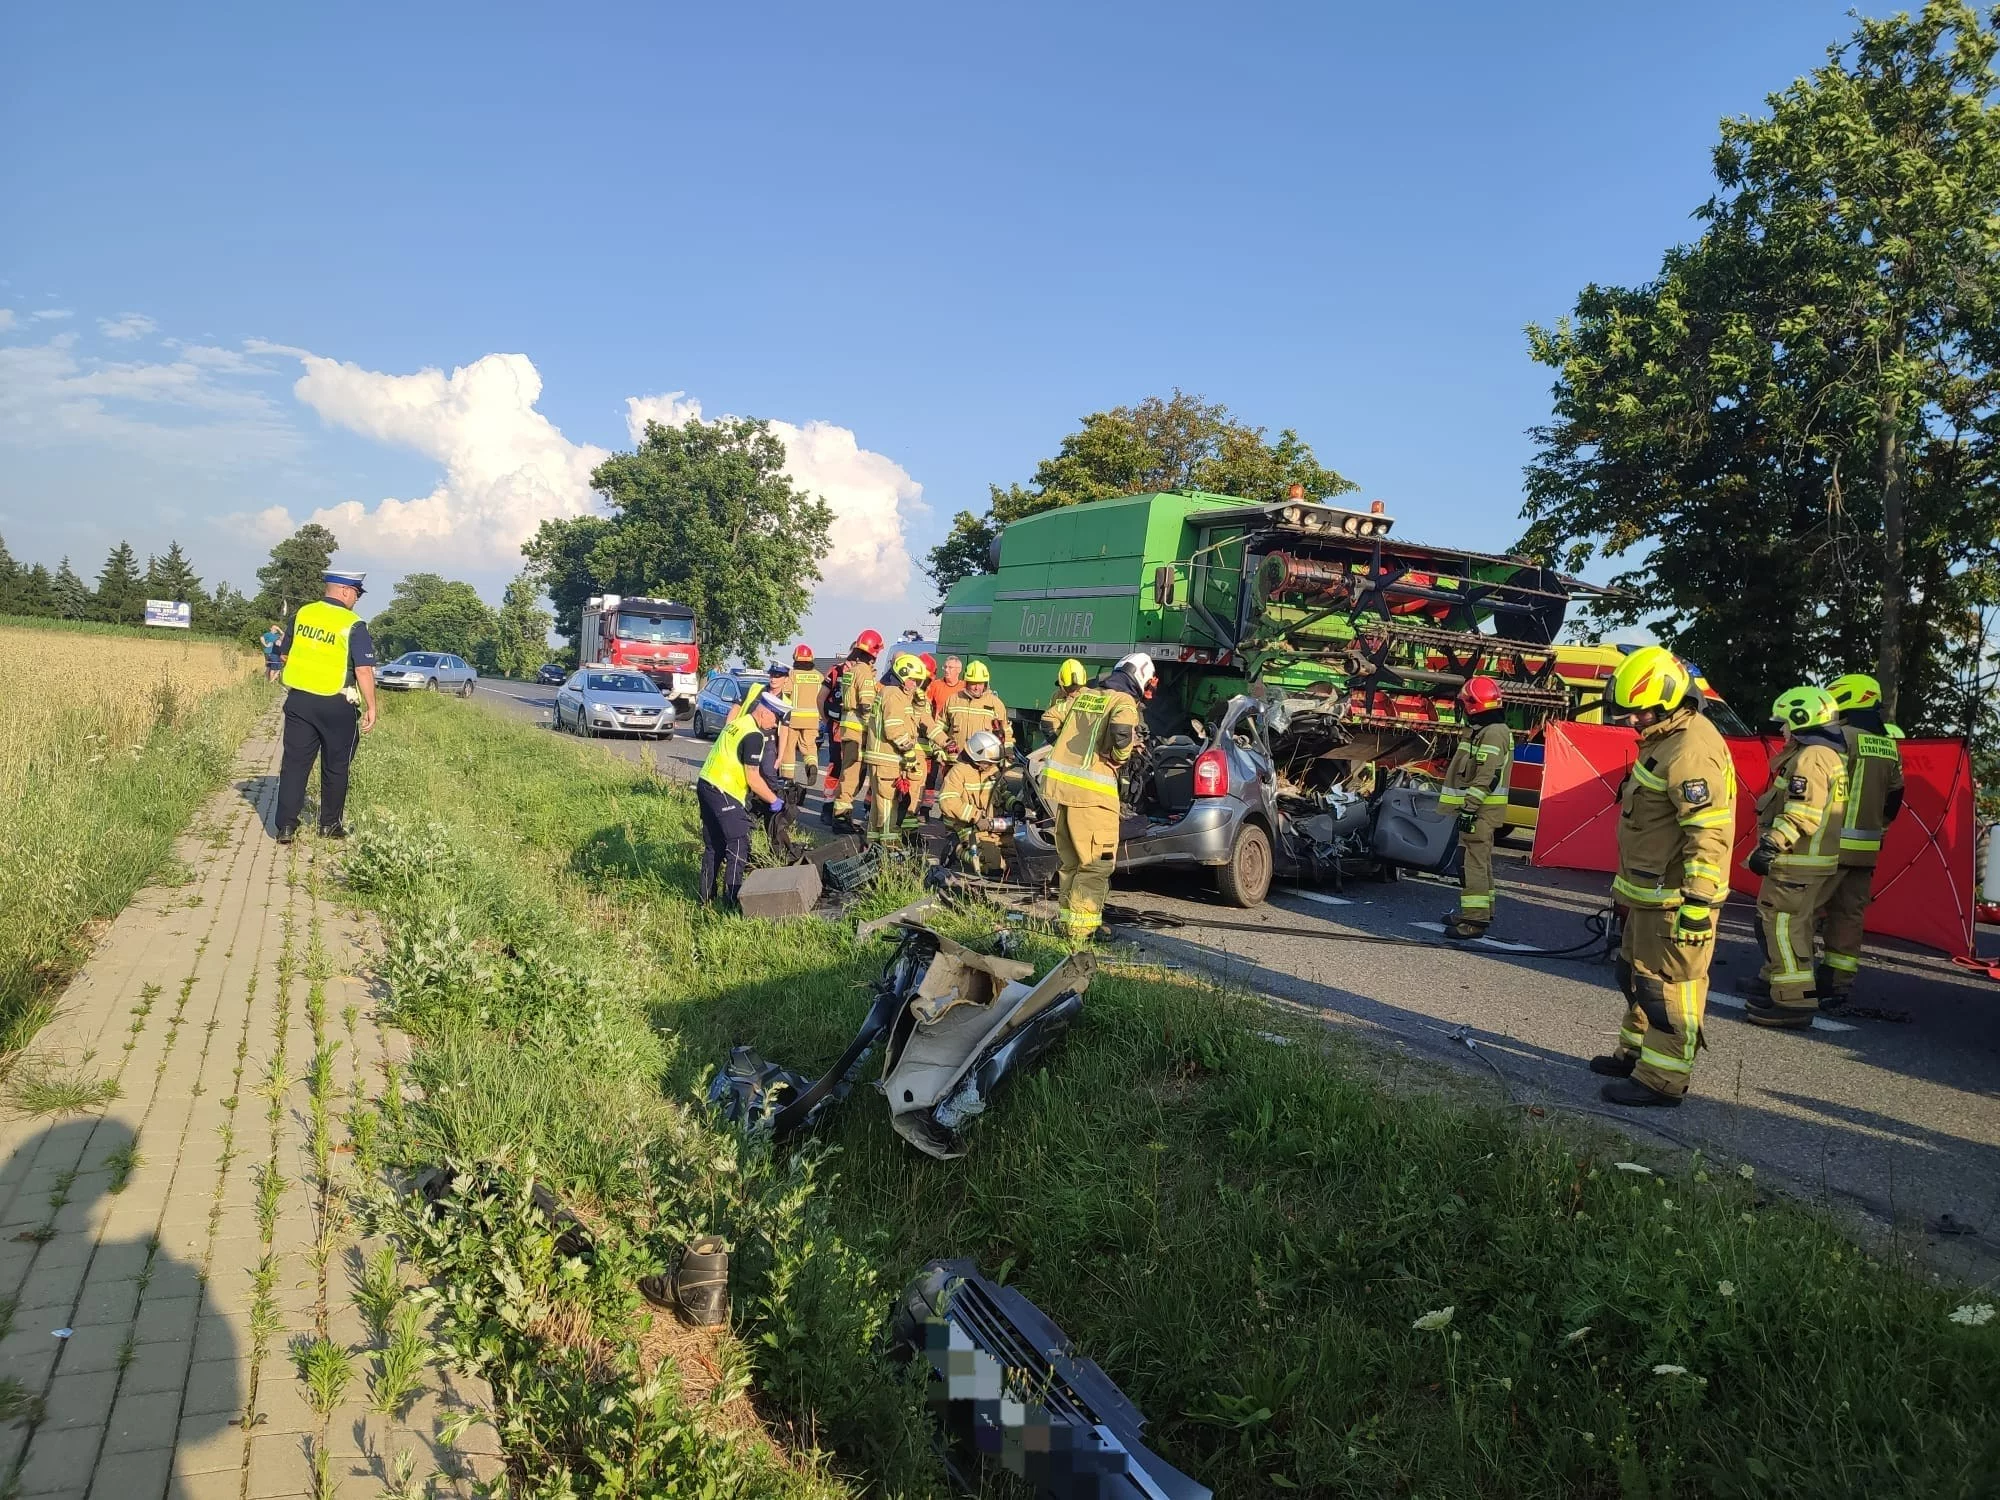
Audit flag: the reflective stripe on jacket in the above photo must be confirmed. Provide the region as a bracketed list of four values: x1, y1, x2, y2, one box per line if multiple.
[937, 760, 997, 825]
[1837, 723, 1904, 865]
[1611, 707, 1737, 909]
[786, 669, 823, 727]
[1438, 721, 1513, 811]
[941, 691, 1010, 753]
[1756, 735, 1847, 874]
[699, 712, 760, 803]
[1040, 687, 1140, 809]
[838, 663, 877, 737]
[281, 600, 358, 697]
[863, 682, 928, 772]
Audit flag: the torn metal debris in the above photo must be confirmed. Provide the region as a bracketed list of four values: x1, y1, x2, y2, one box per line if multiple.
[890, 1258, 1211, 1499]
[707, 924, 1091, 1157]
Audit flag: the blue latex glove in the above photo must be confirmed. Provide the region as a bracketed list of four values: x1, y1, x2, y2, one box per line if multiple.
[768, 798, 785, 816]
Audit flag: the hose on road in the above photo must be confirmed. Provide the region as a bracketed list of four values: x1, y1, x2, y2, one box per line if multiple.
[1103, 903, 1619, 963]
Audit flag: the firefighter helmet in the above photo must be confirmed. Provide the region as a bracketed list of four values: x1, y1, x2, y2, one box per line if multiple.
[1116, 652, 1158, 699]
[966, 730, 1002, 764]
[1826, 672, 1882, 712]
[1457, 675, 1502, 714]
[964, 660, 991, 684]
[920, 652, 938, 678]
[1606, 646, 1689, 714]
[793, 643, 817, 665]
[1772, 684, 1837, 731]
[1057, 659, 1088, 689]
[892, 653, 929, 683]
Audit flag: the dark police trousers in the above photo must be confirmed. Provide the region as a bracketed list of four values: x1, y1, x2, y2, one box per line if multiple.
[276, 690, 360, 833]
[697, 781, 753, 905]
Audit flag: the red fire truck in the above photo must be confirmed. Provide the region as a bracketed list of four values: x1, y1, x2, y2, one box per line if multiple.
[580, 595, 701, 716]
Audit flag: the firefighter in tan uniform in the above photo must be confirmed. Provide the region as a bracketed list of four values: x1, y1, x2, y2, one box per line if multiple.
[1739, 685, 1848, 1027]
[778, 643, 822, 784]
[937, 730, 1009, 875]
[826, 629, 883, 827]
[1813, 672, 1905, 1004]
[937, 659, 1012, 760]
[862, 653, 934, 848]
[1040, 653, 1150, 943]
[1437, 675, 1514, 939]
[1039, 658, 1090, 746]
[1590, 647, 1737, 1109]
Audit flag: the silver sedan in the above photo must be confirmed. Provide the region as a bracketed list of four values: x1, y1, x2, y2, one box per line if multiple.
[554, 669, 677, 738]
[376, 653, 478, 696]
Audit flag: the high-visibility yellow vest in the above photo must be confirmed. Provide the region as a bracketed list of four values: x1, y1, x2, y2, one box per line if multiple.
[788, 669, 823, 726]
[700, 712, 761, 803]
[280, 600, 359, 697]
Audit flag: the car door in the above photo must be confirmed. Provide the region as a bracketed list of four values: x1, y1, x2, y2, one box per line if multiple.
[559, 671, 584, 727]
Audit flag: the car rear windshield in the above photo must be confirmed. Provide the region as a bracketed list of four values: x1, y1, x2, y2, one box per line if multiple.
[395, 654, 440, 667]
[616, 615, 695, 644]
[586, 673, 660, 694]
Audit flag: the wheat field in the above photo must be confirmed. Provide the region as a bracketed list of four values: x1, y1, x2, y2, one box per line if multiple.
[0, 624, 260, 801]
[0, 622, 270, 1053]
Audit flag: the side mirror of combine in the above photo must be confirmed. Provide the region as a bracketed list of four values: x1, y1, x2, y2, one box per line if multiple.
[1152, 565, 1176, 607]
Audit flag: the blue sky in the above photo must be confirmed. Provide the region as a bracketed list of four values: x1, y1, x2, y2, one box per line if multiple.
[2, 0, 1860, 650]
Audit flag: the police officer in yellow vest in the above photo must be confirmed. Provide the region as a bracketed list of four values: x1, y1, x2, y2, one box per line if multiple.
[1815, 672, 1906, 1003]
[1740, 685, 1848, 1027]
[275, 570, 379, 844]
[1041, 653, 1148, 942]
[697, 690, 786, 909]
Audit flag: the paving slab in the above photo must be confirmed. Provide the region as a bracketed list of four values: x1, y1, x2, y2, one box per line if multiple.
[0, 717, 502, 1498]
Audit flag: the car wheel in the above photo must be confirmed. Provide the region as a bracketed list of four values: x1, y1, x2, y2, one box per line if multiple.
[426, 677, 440, 692]
[1217, 822, 1273, 908]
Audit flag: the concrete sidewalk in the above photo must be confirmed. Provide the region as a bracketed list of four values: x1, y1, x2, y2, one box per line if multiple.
[0, 717, 501, 1499]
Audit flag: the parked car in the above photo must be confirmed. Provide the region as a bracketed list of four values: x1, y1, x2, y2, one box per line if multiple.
[690, 669, 769, 739]
[377, 652, 478, 696]
[554, 668, 676, 738]
[534, 662, 567, 686]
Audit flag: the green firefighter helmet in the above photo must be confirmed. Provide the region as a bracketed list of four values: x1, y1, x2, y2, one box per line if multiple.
[1825, 672, 1882, 713]
[1771, 684, 1838, 731]
[1605, 646, 1690, 714]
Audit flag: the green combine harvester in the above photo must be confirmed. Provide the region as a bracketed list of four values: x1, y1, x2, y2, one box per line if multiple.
[938, 489, 1610, 784]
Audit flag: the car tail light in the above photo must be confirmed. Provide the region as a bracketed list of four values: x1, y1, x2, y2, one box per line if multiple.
[1193, 747, 1230, 798]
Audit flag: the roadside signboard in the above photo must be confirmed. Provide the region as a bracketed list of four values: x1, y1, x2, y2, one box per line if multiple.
[143, 599, 192, 629]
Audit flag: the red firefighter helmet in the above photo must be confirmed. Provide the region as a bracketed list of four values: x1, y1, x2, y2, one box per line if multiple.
[793, 643, 816, 665]
[1457, 676, 1502, 714]
[920, 652, 938, 677]
[853, 629, 884, 657]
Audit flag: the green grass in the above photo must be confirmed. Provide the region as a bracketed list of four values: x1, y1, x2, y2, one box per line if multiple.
[2, 1059, 122, 1117]
[291, 1335, 355, 1415]
[0, 665, 274, 1056]
[0, 612, 245, 644]
[341, 694, 2000, 1499]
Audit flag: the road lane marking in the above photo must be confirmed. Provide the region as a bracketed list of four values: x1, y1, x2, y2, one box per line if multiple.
[1284, 888, 1354, 907]
[1704, 991, 1857, 1032]
[1408, 921, 1543, 952]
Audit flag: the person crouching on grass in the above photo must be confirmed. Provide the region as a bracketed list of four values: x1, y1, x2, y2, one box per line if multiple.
[696, 690, 788, 910]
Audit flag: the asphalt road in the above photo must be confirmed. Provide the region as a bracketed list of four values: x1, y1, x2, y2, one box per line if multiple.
[474, 676, 2000, 1274]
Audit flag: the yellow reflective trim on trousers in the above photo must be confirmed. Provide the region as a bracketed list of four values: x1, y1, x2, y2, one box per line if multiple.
[1612, 876, 1676, 906]
[1630, 763, 1667, 791]
[1838, 833, 1883, 852]
[1823, 952, 1859, 972]
[1769, 912, 1812, 981]
[1638, 1046, 1692, 1075]
[1459, 893, 1493, 910]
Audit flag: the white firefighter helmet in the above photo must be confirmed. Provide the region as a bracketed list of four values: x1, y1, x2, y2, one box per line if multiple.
[1115, 652, 1158, 697]
[966, 730, 1003, 764]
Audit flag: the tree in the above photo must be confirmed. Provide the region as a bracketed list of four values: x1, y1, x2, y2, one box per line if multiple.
[520, 515, 614, 652]
[367, 573, 501, 668]
[144, 541, 207, 613]
[14, 563, 54, 618]
[207, 582, 256, 640]
[1519, 0, 2000, 729]
[926, 391, 1356, 599]
[527, 417, 833, 666]
[492, 574, 554, 679]
[0, 534, 19, 615]
[52, 558, 92, 620]
[93, 542, 142, 624]
[254, 523, 339, 623]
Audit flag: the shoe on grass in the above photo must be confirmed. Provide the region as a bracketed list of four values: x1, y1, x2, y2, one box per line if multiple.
[669, 1235, 729, 1327]
[274, 826, 296, 845]
[317, 824, 348, 840]
[1588, 1054, 1636, 1078]
[1600, 1076, 1682, 1108]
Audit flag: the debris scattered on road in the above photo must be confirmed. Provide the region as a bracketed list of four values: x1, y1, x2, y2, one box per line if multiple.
[889, 1257, 1212, 1499]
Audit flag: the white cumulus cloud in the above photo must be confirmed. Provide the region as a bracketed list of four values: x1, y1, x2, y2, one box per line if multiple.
[31, 308, 73, 321]
[625, 392, 922, 600]
[251, 353, 922, 598]
[99, 313, 157, 340]
[274, 352, 608, 567]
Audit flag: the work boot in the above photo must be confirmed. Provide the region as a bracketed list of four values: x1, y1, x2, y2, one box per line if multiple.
[670, 1235, 730, 1327]
[1745, 999, 1813, 1030]
[317, 824, 348, 840]
[1733, 974, 1772, 1000]
[1813, 965, 1853, 1009]
[274, 826, 296, 845]
[1600, 1076, 1682, 1108]
[1588, 1054, 1636, 1078]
